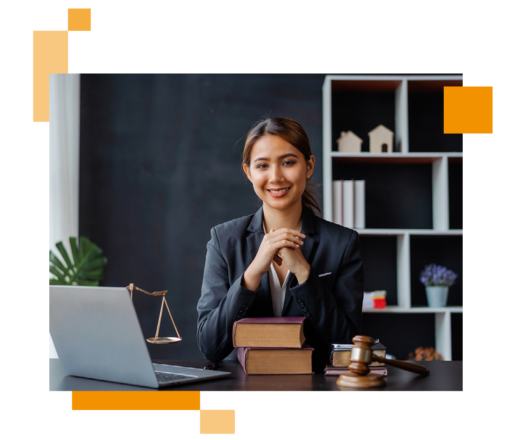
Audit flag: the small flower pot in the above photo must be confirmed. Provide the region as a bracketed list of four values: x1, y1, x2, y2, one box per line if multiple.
[425, 286, 449, 307]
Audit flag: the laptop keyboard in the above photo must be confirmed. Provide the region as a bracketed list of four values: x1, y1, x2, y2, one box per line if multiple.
[155, 371, 197, 384]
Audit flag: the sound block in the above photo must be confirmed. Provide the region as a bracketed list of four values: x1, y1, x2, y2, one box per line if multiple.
[336, 372, 386, 388]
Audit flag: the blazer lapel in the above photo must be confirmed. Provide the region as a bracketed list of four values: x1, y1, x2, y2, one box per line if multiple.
[282, 204, 317, 315]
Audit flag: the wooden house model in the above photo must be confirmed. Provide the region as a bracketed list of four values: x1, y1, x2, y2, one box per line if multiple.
[368, 125, 394, 153]
[336, 130, 363, 153]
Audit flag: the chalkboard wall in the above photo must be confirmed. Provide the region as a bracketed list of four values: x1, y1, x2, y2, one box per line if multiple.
[79, 74, 325, 360]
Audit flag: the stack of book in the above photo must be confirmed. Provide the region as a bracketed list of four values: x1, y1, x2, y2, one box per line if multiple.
[332, 179, 365, 229]
[233, 317, 313, 375]
[325, 341, 388, 376]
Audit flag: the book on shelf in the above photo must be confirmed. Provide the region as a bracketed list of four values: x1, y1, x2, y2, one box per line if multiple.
[237, 346, 314, 375]
[325, 365, 388, 376]
[332, 180, 343, 226]
[354, 180, 365, 229]
[232, 317, 306, 348]
[332, 179, 365, 229]
[331, 341, 387, 367]
[342, 179, 354, 228]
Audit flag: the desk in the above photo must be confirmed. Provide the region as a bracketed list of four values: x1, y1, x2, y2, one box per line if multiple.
[50, 359, 462, 391]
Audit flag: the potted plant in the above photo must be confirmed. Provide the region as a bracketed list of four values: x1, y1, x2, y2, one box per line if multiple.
[419, 263, 458, 308]
[49, 236, 107, 285]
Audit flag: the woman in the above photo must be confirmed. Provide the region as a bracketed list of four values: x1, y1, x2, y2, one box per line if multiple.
[196, 117, 363, 372]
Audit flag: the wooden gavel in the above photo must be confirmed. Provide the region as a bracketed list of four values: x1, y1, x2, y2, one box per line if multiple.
[337, 335, 430, 388]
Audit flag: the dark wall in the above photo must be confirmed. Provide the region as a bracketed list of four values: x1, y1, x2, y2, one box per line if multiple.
[79, 74, 325, 360]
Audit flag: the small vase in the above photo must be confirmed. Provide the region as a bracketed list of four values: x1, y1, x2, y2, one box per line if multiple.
[425, 286, 449, 307]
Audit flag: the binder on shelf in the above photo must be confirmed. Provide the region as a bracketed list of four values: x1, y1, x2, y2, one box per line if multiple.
[354, 180, 365, 229]
[342, 179, 354, 228]
[332, 180, 343, 226]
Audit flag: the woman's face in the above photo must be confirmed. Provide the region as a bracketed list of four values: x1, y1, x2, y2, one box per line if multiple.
[243, 135, 315, 211]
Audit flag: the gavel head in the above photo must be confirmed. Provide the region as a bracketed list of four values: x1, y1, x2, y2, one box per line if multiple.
[348, 335, 375, 376]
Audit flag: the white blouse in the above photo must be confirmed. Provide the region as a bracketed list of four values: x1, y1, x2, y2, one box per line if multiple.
[263, 224, 291, 317]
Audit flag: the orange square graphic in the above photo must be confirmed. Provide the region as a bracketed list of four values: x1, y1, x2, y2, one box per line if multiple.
[68, 9, 91, 31]
[444, 86, 492, 133]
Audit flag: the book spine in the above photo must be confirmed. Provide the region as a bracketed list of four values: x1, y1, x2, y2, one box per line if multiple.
[354, 180, 365, 229]
[342, 179, 354, 228]
[232, 321, 239, 347]
[332, 180, 342, 225]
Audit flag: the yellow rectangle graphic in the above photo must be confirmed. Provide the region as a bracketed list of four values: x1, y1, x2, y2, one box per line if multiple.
[33, 31, 68, 122]
[200, 410, 236, 434]
[72, 391, 201, 410]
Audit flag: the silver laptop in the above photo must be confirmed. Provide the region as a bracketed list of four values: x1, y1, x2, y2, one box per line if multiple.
[50, 285, 230, 388]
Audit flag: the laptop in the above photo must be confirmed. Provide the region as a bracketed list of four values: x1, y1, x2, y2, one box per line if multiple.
[50, 285, 230, 388]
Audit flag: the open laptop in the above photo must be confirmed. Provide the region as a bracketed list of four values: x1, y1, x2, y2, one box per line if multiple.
[50, 285, 230, 388]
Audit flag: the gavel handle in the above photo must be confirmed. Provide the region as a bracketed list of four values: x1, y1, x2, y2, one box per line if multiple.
[373, 354, 430, 375]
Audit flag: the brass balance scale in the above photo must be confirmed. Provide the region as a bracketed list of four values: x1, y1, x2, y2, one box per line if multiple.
[126, 283, 182, 344]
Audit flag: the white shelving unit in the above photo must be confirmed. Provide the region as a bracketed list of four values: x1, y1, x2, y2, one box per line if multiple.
[322, 75, 463, 360]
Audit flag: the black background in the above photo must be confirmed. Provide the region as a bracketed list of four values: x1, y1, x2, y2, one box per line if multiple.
[78, 74, 462, 361]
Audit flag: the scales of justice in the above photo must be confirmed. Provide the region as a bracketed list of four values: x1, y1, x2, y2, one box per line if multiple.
[126, 283, 182, 345]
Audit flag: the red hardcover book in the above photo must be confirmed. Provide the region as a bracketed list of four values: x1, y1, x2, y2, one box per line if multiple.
[237, 346, 314, 375]
[232, 317, 306, 348]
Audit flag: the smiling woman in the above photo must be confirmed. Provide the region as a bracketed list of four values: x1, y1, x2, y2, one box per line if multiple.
[196, 117, 364, 372]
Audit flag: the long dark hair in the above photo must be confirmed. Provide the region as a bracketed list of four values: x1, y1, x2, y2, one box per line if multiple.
[242, 117, 321, 216]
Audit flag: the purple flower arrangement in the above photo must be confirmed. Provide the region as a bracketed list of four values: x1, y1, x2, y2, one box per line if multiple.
[419, 264, 458, 287]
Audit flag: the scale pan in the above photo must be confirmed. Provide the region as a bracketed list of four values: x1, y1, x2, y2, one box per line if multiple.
[146, 337, 182, 345]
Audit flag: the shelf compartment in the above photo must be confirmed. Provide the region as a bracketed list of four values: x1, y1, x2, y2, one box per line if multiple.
[449, 161, 463, 230]
[363, 306, 463, 313]
[410, 235, 463, 307]
[360, 236, 398, 306]
[331, 80, 400, 152]
[331, 152, 462, 165]
[332, 162, 433, 229]
[331, 79, 402, 92]
[408, 79, 463, 153]
[361, 313, 436, 360]
[357, 229, 463, 236]
[451, 312, 463, 361]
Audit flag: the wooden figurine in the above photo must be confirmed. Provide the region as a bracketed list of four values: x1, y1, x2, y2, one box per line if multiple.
[336, 335, 430, 388]
[368, 124, 394, 153]
[336, 130, 363, 153]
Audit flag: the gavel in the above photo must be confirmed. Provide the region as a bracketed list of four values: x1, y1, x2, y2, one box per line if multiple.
[337, 335, 430, 388]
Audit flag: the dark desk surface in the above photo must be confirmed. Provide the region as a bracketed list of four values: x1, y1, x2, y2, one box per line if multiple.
[50, 359, 462, 391]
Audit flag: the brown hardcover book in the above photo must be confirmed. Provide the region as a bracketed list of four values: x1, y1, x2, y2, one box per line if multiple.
[324, 365, 388, 376]
[232, 317, 306, 348]
[237, 346, 314, 375]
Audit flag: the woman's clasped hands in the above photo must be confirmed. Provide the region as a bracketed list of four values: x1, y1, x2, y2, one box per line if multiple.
[243, 228, 311, 291]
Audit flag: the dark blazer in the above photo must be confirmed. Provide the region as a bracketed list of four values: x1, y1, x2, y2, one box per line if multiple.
[196, 204, 364, 372]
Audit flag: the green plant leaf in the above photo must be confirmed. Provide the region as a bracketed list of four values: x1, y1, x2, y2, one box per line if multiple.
[49, 250, 67, 274]
[69, 237, 80, 267]
[86, 255, 108, 269]
[77, 268, 104, 280]
[74, 279, 100, 286]
[79, 236, 91, 263]
[50, 236, 107, 286]
[49, 278, 63, 286]
[50, 265, 67, 283]
[55, 242, 73, 269]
